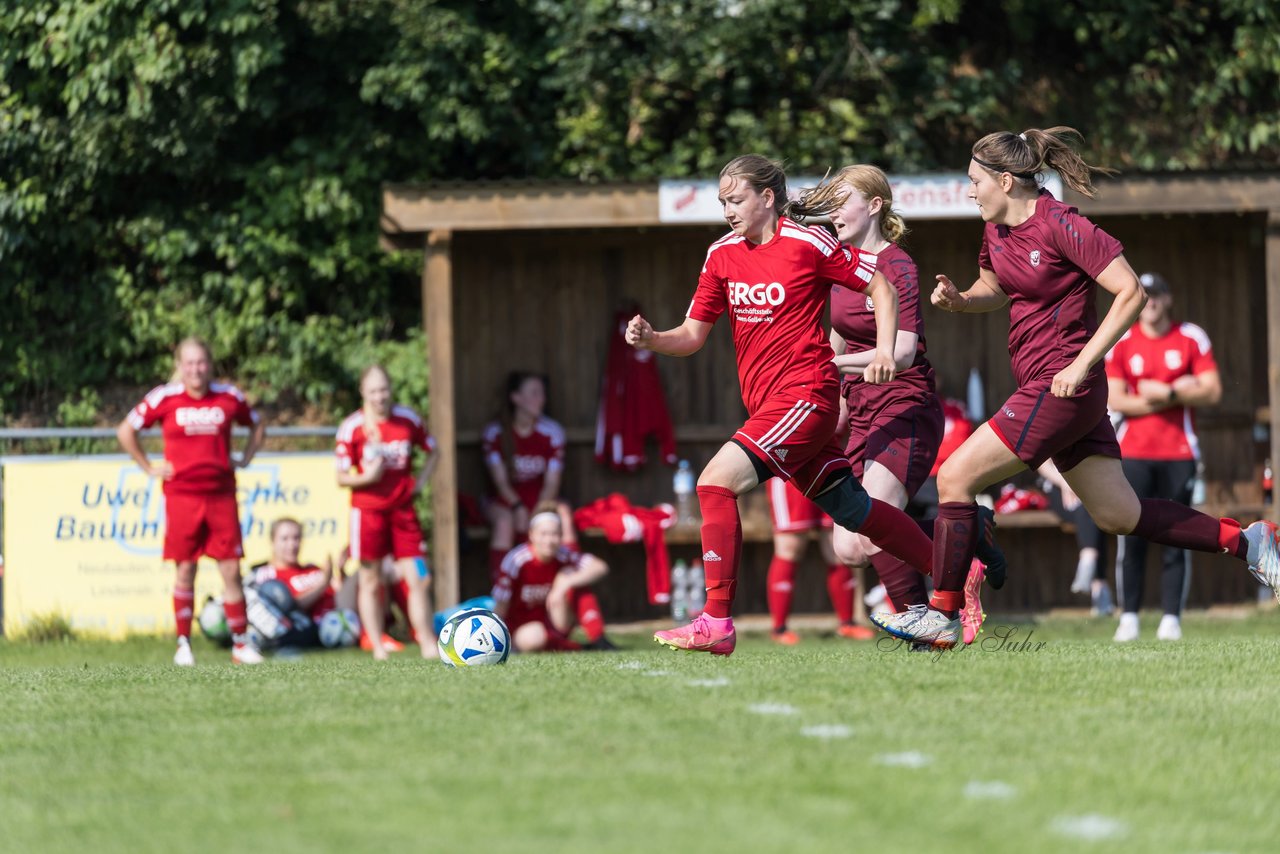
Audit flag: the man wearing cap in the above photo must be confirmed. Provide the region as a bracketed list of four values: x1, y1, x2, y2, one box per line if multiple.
[1104, 272, 1222, 641]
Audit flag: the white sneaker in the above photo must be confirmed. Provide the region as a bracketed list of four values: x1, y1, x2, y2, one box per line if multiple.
[1070, 554, 1097, 594]
[231, 641, 265, 665]
[1113, 612, 1140, 643]
[1156, 614, 1182, 641]
[173, 637, 195, 667]
[1243, 521, 1280, 603]
[864, 583, 887, 610]
[871, 604, 960, 649]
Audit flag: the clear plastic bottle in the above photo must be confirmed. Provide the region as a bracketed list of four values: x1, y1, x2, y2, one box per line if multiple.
[670, 560, 689, 621]
[687, 559, 706, 616]
[1264, 458, 1274, 507]
[673, 459, 697, 525]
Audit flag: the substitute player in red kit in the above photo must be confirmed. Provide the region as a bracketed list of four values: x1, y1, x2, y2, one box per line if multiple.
[336, 365, 438, 660]
[876, 127, 1280, 648]
[627, 154, 946, 657]
[116, 337, 267, 665]
[788, 165, 1006, 632]
[1106, 271, 1222, 641]
[481, 372, 575, 580]
[492, 509, 614, 653]
[250, 517, 337, 622]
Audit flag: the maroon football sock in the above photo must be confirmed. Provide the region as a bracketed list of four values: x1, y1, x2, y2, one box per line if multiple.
[870, 552, 929, 612]
[1132, 499, 1247, 560]
[931, 502, 979, 614]
[856, 499, 933, 574]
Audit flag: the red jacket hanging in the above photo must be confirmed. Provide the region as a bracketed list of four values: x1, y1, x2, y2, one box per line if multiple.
[595, 305, 679, 472]
[573, 494, 676, 605]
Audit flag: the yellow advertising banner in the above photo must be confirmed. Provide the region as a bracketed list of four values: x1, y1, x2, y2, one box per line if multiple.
[2, 453, 348, 638]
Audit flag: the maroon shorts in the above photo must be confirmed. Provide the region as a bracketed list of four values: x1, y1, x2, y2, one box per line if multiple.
[767, 477, 834, 533]
[989, 374, 1121, 473]
[349, 504, 427, 563]
[845, 394, 944, 498]
[163, 492, 243, 563]
[733, 393, 850, 497]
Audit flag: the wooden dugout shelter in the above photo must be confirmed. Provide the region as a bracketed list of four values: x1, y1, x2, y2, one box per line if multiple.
[383, 173, 1280, 618]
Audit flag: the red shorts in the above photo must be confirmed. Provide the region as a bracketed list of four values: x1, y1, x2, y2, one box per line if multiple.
[733, 392, 850, 497]
[767, 477, 833, 533]
[989, 373, 1121, 473]
[845, 393, 945, 498]
[163, 492, 243, 563]
[349, 504, 426, 563]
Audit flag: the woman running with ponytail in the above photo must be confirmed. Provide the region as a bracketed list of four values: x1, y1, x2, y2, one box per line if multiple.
[874, 127, 1280, 647]
[626, 154, 961, 657]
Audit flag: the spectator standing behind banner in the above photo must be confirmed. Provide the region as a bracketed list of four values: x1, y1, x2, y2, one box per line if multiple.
[1105, 272, 1222, 641]
[481, 372, 576, 582]
[595, 304, 679, 472]
[116, 336, 267, 666]
[336, 364, 438, 660]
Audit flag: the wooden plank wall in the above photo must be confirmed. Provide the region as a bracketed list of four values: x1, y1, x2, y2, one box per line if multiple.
[442, 213, 1270, 619]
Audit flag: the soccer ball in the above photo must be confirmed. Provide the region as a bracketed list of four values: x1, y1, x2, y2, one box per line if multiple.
[318, 608, 361, 649]
[437, 608, 510, 667]
[198, 596, 231, 645]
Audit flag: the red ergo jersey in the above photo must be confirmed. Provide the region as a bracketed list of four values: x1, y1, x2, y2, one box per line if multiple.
[481, 416, 566, 511]
[491, 543, 587, 627]
[127, 382, 259, 495]
[335, 406, 435, 511]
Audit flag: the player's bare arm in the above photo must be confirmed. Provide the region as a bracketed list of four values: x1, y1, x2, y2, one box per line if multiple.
[116, 419, 173, 479]
[1052, 255, 1145, 398]
[863, 270, 899, 384]
[832, 330, 920, 376]
[1107, 377, 1164, 417]
[932, 267, 1009, 313]
[336, 454, 384, 488]
[235, 418, 267, 469]
[412, 445, 439, 496]
[625, 314, 713, 357]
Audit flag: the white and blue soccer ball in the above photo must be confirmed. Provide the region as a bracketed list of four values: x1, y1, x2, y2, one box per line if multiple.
[318, 608, 361, 649]
[437, 608, 510, 667]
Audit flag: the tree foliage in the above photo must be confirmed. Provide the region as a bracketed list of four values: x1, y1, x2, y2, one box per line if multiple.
[2, 0, 1277, 420]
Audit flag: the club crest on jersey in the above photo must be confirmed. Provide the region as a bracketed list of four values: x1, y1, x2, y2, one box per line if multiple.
[865, 296, 875, 311]
[1164, 350, 1183, 370]
[728, 281, 785, 306]
[1028, 250, 1041, 267]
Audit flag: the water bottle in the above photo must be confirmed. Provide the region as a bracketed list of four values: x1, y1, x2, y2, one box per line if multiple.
[671, 560, 689, 621]
[674, 460, 697, 525]
[1263, 458, 1274, 507]
[1191, 460, 1206, 507]
[687, 559, 706, 617]
[966, 367, 985, 423]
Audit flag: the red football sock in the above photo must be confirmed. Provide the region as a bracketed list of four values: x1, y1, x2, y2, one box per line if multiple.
[1132, 499, 1248, 560]
[826, 563, 855, 625]
[223, 598, 248, 636]
[857, 499, 933, 574]
[930, 502, 978, 614]
[697, 485, 742, 619]
[572, 590, 605, 642]
[173, 588, 194, 639]
[766, 557, 798, 632]
[870, 552, 928, 612]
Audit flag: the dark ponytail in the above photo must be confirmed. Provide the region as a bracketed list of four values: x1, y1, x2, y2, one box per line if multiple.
[972, 127, 1116, 198]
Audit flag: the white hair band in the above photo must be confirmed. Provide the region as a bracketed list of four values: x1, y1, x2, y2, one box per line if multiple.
[529, 511, 561, 529]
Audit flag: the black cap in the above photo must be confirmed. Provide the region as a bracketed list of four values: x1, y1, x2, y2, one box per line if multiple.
[1139, 272, 1170, 296]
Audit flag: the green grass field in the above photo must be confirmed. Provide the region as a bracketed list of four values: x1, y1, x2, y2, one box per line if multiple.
[3, 612, 1279, 854]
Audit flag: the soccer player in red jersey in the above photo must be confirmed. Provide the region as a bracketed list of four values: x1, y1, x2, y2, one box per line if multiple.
[491, 510, 612, 653]
[116, 337, 267, 665]
[481, 372, 576, 579]
[250, 517, 337, 621]
[627, 154, 942, 656]
[1106, 271, 1222, 641]
[876, 127, 1280, 647]
[336, 365, 438, 660]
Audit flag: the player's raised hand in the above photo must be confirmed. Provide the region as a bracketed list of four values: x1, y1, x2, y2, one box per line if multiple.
[625, 314, 654, 348]
[931, 275, 966, 312]
[865, 350, 897, 385]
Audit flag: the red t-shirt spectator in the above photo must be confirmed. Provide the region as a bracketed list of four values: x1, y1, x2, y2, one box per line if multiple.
[1105, 322, 1217, 461]
[126, 382, 259, 495]
[335, 406, 435, 511]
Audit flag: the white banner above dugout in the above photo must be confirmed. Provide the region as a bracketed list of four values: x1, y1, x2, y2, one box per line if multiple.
[658, 173, 1064, 223]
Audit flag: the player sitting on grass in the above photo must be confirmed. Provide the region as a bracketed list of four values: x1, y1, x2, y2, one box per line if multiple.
[492, 506, 617, 652]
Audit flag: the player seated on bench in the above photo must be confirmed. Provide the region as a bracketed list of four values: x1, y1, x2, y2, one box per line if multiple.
[491, 504, 617, 652]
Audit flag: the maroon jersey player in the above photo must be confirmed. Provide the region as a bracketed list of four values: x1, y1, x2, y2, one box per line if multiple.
[875, 127, 1280, 649]
[336, 364, 438, 660]
[116, 337, 267, 666]
[626, 154, 944, 657]
[480, 372, 575, 580]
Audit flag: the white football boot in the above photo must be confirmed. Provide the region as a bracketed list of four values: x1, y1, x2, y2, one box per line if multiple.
[871, 604, 960, 650]
[1243, 521, 1280, 604]
[173, 637, 195, 667]
[231, 639, 265, 665]
[1156, 614, 1182, 641]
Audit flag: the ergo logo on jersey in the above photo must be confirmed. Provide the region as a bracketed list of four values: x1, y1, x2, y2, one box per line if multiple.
[176, 407, 226, 427]
[728, 281, 785, 306]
